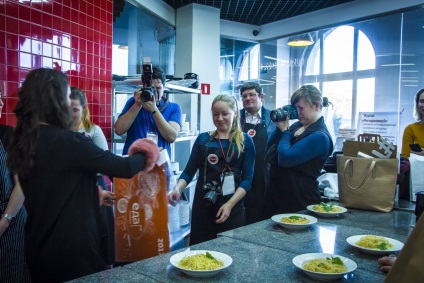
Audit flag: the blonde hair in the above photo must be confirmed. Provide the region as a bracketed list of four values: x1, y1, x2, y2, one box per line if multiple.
[211, 94, 244, 157]
[70, 86, 94, 132]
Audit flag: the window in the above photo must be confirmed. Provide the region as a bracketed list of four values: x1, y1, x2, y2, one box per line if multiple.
[304, 26, 376, 137]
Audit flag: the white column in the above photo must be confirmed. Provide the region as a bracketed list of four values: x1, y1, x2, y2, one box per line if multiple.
[175, 4, 220, 132]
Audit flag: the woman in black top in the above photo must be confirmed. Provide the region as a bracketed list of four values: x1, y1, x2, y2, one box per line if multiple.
[7, 68, 159, 283]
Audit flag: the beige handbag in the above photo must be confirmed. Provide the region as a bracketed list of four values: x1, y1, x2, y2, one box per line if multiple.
[337, 155, 398, 212]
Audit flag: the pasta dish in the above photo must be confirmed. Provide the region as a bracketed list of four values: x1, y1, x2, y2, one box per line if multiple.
[178, 252, 224, 270]
[281, 216, 310, 224]
[356, 235, 393, 250]
[312, 202, 342, 213]
[303, 257, 347, 273]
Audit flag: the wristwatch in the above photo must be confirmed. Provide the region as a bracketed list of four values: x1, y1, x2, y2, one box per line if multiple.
[1, 213, 14, 223]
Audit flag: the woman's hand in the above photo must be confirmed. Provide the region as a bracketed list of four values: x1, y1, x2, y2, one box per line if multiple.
[215, 202, 233, 224]
[168, 189, 182, 206]
[275, 115, 290, 132]
[378, 255, 397, 273]
[99, 188, 116, 207]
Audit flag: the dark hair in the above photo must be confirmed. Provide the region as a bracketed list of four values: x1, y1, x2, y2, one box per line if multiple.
[240, 82, 262, 95]
[142, 66, 166, 85]
[291, 85, 330, 109]
[413, 88, 424, 121]
[70, 86, 94, 131]
[8, 68, 71, 177]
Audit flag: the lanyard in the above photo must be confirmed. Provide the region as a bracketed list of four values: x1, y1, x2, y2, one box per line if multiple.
[217, 135, 233, 173]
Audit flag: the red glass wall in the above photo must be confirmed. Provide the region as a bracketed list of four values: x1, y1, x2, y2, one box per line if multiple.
[0, 0, 113, 142]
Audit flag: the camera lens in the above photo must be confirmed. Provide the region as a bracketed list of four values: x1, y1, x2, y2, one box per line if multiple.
[203, 191, 218, 207]
[140, 89, 154, 102]
[270, 108, 287, 122]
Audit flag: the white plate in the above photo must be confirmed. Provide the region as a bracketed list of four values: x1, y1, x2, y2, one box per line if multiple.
[271, 214, 317, 230]
[307, 204, 347, 218]
[170, 250, 232, 277]
[346, 235, 404, 255]
[293, 253, 357, 281]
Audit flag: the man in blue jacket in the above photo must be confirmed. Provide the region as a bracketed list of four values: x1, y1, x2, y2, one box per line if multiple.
[239, 82, 276, 224]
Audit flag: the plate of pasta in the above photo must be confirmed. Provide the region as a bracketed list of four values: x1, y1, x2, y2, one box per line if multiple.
[271, 214, 317, 230]
[170, 250, 232, 277]
[307, 203, 347, 218]
[293, 253, 357, 281]
[346, 235, 404, 255]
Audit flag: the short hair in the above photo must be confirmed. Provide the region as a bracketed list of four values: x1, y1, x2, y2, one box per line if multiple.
[291, 85, 330, 109]
[142, 66, 166, 85]
[240, 82, 262, 95]
[413, 88, 424, 121]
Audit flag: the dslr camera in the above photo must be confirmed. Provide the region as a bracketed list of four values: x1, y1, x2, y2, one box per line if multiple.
[270, 104, 298, 122]
[140, 62, 156, 102]
[203, 180, 221, 207]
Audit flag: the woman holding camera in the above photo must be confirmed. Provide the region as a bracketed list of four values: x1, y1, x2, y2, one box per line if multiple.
[168, 94, 255, 245]
[263, 85, 333, 217]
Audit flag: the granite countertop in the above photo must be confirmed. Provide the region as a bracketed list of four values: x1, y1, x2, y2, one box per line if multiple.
[69, 208, 415, 282]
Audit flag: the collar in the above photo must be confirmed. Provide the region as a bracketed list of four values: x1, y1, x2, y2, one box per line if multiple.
[245, 108, 262, 120]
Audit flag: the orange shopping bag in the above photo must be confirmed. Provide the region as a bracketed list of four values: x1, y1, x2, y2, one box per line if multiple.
[113, 154, 170, 262]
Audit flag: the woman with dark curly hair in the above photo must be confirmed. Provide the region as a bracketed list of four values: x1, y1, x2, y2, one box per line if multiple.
[7, 68, 159, 282]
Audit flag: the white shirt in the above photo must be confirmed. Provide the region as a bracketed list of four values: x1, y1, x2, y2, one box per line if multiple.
[245, 108, 262, 125]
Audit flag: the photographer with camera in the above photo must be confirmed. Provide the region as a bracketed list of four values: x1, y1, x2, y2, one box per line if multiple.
[168, 94, 255, 245]
[239, 82, 276, 224]
[263, 85, 333, 217]
[114, 65, 182, 157]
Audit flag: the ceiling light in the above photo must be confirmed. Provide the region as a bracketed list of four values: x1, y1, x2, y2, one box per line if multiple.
[287, 33, 314, 47]
[118, 45, 128, 50]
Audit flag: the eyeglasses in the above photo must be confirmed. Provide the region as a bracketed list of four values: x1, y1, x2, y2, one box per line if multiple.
[241, 92, 259, 100]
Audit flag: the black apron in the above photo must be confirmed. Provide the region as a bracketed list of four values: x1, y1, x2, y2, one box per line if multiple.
[190, 139, 245, 245]
[243, 119, 268, 225]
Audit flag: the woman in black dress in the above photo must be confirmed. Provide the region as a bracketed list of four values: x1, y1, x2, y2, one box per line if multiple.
[7, 68, 159, 282]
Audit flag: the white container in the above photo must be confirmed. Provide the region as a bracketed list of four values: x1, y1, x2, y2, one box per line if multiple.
[179, 201, 190, 226]
[168, 204, 180, 233]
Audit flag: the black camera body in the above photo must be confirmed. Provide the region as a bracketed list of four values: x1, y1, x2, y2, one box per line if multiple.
[203, 180, 222, 207]
[270, 104, 298, 122]
[140, 63, 156, 102]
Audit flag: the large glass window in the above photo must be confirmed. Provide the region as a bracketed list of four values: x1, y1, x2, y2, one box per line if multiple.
[223, 7, 424, 150]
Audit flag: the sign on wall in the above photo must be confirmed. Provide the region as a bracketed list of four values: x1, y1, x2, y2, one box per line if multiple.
[356, 111, 400, 145]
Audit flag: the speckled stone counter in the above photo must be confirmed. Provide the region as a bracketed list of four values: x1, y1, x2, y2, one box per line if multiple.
[69, 208, 413, 282]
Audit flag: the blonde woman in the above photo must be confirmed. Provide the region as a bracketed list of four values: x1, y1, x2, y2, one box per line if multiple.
[70, 87, 108, 151]
[70, 86, 115, 267]
[168, 94, 255, 245]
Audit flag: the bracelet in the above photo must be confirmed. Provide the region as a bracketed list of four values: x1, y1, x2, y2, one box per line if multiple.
[1, 213, 14, 223]
[151, 110, 157, 115]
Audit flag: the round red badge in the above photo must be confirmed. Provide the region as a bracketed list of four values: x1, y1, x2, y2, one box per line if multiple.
[247, 129, 256, 137]
[207, 154, 219, 165]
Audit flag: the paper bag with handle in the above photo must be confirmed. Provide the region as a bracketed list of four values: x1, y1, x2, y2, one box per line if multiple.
[343, 133, 397, 158]
[337, 134, 398, 212]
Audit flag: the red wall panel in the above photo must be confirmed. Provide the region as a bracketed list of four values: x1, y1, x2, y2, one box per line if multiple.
[0, 0, 113, 143]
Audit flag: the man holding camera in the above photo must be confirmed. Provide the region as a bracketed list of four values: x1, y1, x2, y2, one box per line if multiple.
[239, 82, 276, 224]
[114, 66, 182, 157]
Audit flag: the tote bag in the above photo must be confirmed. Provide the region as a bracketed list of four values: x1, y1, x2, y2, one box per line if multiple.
[337, 155, 398, 212]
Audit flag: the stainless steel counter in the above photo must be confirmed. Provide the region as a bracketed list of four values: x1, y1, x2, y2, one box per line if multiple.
[69, 207, 415, 282]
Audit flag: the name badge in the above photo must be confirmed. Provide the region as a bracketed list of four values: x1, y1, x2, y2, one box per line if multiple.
[221, 172, 235, 196]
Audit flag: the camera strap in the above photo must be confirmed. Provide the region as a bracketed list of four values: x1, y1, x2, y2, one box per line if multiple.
[203, 134, 215, 186]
